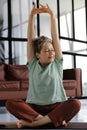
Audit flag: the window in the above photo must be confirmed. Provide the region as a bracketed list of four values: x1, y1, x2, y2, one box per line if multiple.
[0, 0, 32, 64]
[59, 0, 87, 96]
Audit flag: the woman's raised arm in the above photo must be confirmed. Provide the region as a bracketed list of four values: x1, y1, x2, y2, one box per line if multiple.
[47, 4, 63, 59]
[39, 4, 63, 59]
[27, 4, 36, 62]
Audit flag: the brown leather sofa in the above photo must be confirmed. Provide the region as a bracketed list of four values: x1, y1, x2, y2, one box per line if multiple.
[0, 62, 82, 102]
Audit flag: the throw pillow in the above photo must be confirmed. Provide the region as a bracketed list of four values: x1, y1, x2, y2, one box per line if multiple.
[7, 64, 29, 80]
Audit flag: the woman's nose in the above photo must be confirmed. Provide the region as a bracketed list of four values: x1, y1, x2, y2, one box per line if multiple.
[49, 50, 54, 54]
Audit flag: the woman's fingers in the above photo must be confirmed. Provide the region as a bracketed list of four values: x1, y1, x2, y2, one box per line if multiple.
[33, 3, 37, 9]
[31, 3, 53, 15]
[39, 3, 46, 8]
[46, 3, 50, 9]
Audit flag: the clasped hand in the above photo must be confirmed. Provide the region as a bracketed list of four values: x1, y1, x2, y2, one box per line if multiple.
[31, 3, 54, 16]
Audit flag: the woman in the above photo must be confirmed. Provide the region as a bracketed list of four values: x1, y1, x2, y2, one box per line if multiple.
[6, 3, 81, 128]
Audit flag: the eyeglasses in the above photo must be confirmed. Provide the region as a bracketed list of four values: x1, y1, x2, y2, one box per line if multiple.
[42, 49, 55, 53]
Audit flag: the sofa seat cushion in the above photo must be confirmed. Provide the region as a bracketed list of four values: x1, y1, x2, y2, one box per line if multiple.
[20, 80, 29, 90]
[0, 81, 20, 91]
[63, 80, 77, 90]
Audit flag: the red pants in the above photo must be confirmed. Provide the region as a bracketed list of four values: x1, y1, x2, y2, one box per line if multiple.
[6, 99, 81, 127]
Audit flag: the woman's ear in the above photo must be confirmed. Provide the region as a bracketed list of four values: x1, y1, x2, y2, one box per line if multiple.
[36, 52, 40, 59]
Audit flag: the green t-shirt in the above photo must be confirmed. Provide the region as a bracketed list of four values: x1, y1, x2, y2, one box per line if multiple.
[26, 56, 67, 105]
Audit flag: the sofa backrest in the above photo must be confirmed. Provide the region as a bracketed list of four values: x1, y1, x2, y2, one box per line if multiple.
[6, 64, 29, 81]
[0, 62, 5, 80]
[0, 62, 29, 81]
[63, 68, 77, 80]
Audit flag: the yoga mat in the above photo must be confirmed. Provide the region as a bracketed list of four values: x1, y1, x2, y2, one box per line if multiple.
[0, 122, 87, 129]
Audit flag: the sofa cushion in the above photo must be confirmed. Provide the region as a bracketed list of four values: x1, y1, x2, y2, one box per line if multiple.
[7, 64, 29, 81]
[20, 80, 29, 90]
[63, 69, 76, 80]
[0, 63, 5, 81]
[0, 81, 20, 91]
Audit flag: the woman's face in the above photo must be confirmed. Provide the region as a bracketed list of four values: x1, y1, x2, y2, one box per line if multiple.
[36, 42, 55, 67]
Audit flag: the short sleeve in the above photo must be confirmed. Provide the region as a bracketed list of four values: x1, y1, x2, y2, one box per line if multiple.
[27, 56, 37, 70]
[55, 56, 63, 66]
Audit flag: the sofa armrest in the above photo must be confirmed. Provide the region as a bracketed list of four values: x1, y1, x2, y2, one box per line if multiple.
[63, 68, 82, 97]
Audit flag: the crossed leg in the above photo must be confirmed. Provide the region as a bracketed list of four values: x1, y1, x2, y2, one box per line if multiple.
[17, 115, 67, 128]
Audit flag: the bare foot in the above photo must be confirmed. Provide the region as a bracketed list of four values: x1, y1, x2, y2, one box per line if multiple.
[62, 120, 67, 127]
[34, 114, 43, 121]
[17, 120, 23, 128]
[16, 115, 43, 128]
[17, 120, 32, 128]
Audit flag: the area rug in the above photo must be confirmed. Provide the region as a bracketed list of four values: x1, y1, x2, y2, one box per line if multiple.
[0, 122, 87, 129]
